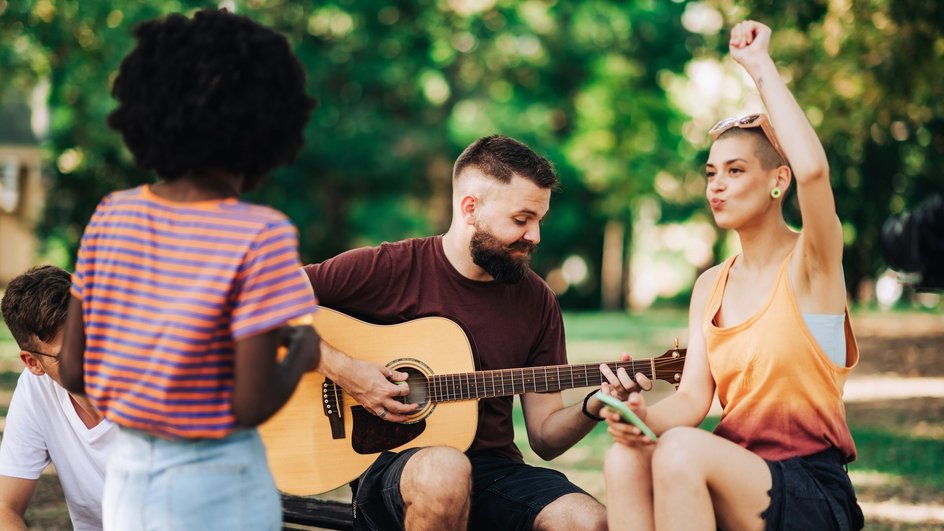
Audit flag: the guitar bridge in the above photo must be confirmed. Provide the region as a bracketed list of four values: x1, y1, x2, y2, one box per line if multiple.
[322, 379, 345, 439]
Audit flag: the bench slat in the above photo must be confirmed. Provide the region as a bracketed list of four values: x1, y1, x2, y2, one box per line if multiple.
[281, 493, 353, 530]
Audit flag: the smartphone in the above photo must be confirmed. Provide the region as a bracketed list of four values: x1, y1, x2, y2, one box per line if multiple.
[594, 391, 658, 441]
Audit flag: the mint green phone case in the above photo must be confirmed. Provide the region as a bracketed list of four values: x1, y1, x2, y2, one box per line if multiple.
[594, 391, 658, 441]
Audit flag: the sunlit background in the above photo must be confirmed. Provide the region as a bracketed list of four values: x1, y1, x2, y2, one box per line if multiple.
[1, 2, 943, 528]
[1, 0, 941, 311]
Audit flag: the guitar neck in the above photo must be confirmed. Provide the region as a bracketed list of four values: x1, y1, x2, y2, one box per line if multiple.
[427, 360, 657, 402]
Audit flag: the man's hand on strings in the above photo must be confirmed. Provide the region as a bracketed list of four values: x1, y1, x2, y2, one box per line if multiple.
[599, 352, 653, 402]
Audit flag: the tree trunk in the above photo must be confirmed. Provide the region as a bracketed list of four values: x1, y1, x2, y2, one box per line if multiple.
[601, 218, 625, 310]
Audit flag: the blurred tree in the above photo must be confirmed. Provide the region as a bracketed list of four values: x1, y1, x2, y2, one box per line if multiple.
[252, 1, 702, 309]
[9, 0, 938, 308]
[0, 0, 700, 310]
[0, 0, 208, 264]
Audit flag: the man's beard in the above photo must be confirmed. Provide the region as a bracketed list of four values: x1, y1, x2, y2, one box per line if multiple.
[470, 226, 536, 284]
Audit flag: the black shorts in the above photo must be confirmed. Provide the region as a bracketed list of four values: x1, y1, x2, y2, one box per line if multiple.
[761, 448, 864, 531]
[351, 448, 589, 531]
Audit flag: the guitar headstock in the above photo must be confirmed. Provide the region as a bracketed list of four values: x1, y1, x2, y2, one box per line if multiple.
[652, 346, 686, 385]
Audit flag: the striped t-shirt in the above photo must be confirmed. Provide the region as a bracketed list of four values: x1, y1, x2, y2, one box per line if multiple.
[71, 185, 317, 439]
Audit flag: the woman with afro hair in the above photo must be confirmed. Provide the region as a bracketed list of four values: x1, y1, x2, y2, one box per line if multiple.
[60, 9, 323, 530]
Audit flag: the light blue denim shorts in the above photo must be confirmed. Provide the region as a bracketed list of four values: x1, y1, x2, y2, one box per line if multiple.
[102, 427, 281, 531]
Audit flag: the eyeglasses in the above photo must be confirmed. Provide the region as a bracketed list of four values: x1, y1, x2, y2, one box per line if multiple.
[25, 349, 60, 365]
[708, 113, 788, 165]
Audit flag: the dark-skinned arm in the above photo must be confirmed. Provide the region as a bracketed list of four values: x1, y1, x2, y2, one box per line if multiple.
[231, 324, 321, 427]
[59, 296, 87, 395]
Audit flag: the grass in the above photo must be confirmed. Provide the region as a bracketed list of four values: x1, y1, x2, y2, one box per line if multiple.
[0, 370, 17, 417]
[561, 309, 688, 343]
[518, 309, 944, 506]
[0, 370, 19, 388]
[850, 426, 944, 491]
[0, 319, 16, 349]
[510, 406, 944, 502]
[560, 310, 689, 368]
[691, 416, 944, 492]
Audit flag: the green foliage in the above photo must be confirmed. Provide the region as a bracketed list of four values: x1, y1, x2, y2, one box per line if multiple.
[2, 0, 941, 307]
[0, 317, 18, 365]
[705, 0, 944, 295]
[0, 370, 18, 390]
[0, 0, 702, 309]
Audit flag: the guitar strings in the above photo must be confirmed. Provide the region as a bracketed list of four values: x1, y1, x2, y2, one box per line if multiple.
[425, 357, 686, 402]
[324, 357, 686, 403]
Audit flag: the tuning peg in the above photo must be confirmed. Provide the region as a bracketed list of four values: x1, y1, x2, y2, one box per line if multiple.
[674, 338, 679, 349]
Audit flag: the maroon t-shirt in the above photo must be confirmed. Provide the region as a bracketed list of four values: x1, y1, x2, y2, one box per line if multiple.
[303, 236, 567, 461]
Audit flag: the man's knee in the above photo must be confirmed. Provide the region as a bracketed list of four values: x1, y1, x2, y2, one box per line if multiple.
[533, 492, 606, 531]
[401, 446, 471, 502]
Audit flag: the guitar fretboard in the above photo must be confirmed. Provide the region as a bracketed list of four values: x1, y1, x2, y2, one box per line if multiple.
[427, 360, 660, 402]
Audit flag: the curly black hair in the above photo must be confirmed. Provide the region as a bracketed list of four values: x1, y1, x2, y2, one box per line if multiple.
[107, 9, 316, 188]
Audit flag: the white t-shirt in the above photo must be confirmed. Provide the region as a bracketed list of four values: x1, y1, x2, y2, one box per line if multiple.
[0, 370, 117, 531]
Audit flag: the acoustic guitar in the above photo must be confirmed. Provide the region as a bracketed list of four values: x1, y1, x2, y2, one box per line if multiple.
[260, 307, 686, 496]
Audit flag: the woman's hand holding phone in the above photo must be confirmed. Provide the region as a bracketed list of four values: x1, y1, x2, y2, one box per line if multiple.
[598, 385, 657, 446]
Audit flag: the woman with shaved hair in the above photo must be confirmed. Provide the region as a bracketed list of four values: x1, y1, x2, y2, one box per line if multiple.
[601, 20, 864, 531]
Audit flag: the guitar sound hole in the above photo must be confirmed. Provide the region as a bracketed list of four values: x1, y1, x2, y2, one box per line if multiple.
[396, 367, 430, 408]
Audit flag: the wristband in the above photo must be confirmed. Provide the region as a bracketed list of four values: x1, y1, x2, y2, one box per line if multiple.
[581, 389, 604, 422]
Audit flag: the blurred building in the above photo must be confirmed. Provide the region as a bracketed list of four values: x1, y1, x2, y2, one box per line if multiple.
[0, 100, 44, 286]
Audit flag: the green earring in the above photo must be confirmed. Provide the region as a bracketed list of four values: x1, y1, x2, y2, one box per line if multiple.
[770, 188, 782, 199]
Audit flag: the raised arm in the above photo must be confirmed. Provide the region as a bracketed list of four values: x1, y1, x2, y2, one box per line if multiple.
[730, 21, 844, 275]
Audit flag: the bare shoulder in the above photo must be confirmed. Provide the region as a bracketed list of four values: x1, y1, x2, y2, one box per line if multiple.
[688, 264, 723, 320]
[693, 264, 723, 299]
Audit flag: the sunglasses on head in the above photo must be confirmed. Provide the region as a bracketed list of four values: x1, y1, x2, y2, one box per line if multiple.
[708, 113, 788, 165]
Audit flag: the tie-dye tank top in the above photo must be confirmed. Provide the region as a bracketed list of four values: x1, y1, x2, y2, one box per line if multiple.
[703, 253, 858, 462]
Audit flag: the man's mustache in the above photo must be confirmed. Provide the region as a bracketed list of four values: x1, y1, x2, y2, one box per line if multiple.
[507, 241, 536, 254]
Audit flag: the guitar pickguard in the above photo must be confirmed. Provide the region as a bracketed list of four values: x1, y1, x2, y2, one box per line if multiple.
[351, 406, 427, 454]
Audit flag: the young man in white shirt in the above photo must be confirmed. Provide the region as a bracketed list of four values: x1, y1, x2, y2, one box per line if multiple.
[0, 265, 117, 531]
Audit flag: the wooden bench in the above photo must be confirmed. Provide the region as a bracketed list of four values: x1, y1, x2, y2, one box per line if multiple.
[281, 493, 353, 530]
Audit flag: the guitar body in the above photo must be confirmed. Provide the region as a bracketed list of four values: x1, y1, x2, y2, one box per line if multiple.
[260, 307, 477, 496]
[261, 307, 688, 496]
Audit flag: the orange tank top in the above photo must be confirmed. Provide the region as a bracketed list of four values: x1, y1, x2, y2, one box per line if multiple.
[703, 253, 858, 462]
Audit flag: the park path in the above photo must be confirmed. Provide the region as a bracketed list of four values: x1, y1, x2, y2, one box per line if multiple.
[839, 312, 944, 528]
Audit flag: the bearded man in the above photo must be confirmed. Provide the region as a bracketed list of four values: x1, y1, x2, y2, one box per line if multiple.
[303, 135, 636, 531]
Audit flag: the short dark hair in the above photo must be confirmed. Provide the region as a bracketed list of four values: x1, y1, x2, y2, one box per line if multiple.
[715, 127, 786, 171]
[1, 265, 72, 350]
[453, 135, 559, 190]
[107, 9, 317, 189]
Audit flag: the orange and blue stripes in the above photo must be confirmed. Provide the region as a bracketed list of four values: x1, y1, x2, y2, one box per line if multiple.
[71, 185, 316, 439]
